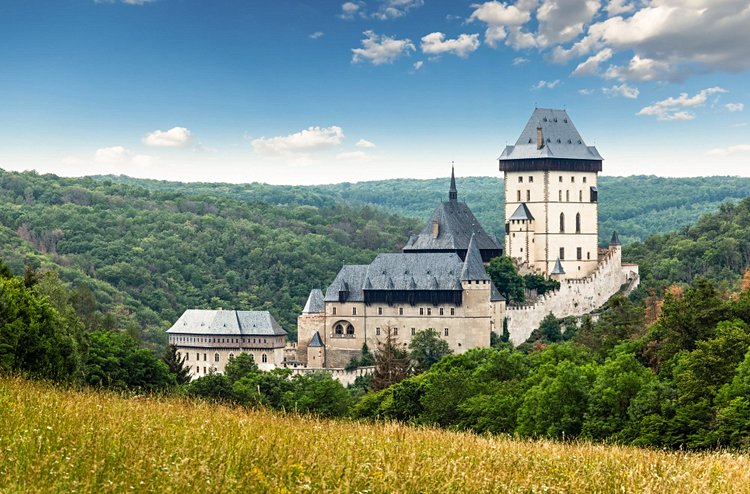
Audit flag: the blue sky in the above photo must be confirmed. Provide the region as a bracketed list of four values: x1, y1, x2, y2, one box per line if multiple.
[1, 0, 748, 184]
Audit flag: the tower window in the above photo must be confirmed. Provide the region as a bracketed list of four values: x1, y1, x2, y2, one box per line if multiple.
[560, 248, 565, 260]
[378, 307, 383, 315]
[518, 176, 523, 183]
[332, 307, 336, 315]
[399, 307, 403, 315]
[526, 190, 530, 201]
[583, 177, 587, 183]
[558, 190, 562, 201]
[559, 176, 563, 183]
[587, 251, 591, 260]
[559, 213, 565, 233]
[352, 307, 357, 315]
[571, 177, 575, 183]
[577, 247, 582, 260]
[579, 190, 583, 202]
[517, 190, 521, 202]
[566, 190, 570, 202]
[576, 213, 581, 233]
[528, 176, 533, 183]
[444, 328, 449, 336]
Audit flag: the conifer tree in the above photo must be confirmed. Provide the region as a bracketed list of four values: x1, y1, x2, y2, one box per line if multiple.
[163, 344, 192, 385]
[372, 325, 411, 391]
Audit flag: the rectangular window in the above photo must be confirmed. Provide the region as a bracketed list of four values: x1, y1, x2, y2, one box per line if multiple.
[517, 190, 521, 201]
[571, 176, 575, 182]
[587, 251, 591, 260]
[577, 247, 582, 260]
[558, 190, 562, 201]
[352, 307, 357, 315]
[559, 176, 563, 182]
[204, 353, 207, 361]
[378, 307, 383, 315]
[394, 328, 398, 336]
[427, 308, 432, 316]
[566, 190, 570, 202]
[376, 327, 381, 336]
[332, 307, 337, 315]
[579, 190, 583, 202]
[583, 177, 587, 183]
[419, 308, 424, 315]
[518, 176, 523, 183]
[528, 176, 533, 183]
[560, 247, 565, 260]
[185, 353, 189, 361]
[411, 328, 416, 336]
[439, 308, 444, 316]
[444, 328, 449, 336]
[526, 190, 530, 201]
[590, 186, 598, 203]
[399, 307, 404, 315]
[450, 308, 455, 316]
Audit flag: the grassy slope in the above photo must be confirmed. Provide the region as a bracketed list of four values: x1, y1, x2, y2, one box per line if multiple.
[96, 175, 750, 245]
[1, 376, 747, 493]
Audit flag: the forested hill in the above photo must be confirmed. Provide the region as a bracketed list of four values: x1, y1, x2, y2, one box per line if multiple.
[0, 170, 419, 345]
[97, 175, 750, 245]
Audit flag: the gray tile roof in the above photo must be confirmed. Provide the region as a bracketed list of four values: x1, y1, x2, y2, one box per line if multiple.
[610, 230, 621, 246]
[460, 234, 491, 281]
[509, 203, 534, 221]
[309, 331, 325, 347]
[491, 283, 506, 302]
[499, 108, 603, 162]
[324, 264, 369, 302]
[302, 289, 324, 313]
[167, 310, 287, 336]
[551, 257, 566, 275]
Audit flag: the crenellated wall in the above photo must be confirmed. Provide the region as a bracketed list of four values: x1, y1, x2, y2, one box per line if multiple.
[505, 246, 640, 346]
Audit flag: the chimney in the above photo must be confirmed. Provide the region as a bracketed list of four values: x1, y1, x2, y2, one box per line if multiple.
[536, 126, 544, 150]
[432, 220, 439, 239]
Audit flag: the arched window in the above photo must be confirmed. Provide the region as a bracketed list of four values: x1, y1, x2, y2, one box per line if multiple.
[335, 323, 343, 335]
[576, 213, 581, 233]
[559, 213, 565, 233]
[261, 354, 268, 363]
[214, 353, 220, 362]
[228, 353, 234, 360]
[347, 324, 355, 335]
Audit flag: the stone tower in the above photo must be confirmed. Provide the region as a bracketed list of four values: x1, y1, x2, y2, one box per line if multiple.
[499, 108, 602, 279]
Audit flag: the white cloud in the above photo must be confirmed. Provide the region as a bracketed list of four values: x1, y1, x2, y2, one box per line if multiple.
[420, 32, 480, 58]
[726, 103, 745, 112]
[531, 79, 560, 90]
[602, 83, 639, 99]
[336, 151, 369, 160]
[572, 48, 613, 76]
[309, 32, 324, 39]
[340, 1, 365, 20]
[637, 87, 727, 121]
[536, 0, 601, 47]
[512, 56, 529, 66]
[352, 30, 415, 65]
[251, 126, 344, 156]
[706, 144, 750, 157]
[604, 0, 635, 16]
[469, 1, 531, 48]
[604, 55, 675, 82]
[93, 146, 155, 167]
[412, 60, 424, 71]
[142, 127, 193, 148]
[356, 139, 377, 148]
[373, 0, 424, 20]
[578, 88, 595, 95]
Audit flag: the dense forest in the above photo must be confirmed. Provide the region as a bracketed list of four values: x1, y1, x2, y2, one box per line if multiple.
[99, 174, 750, 245]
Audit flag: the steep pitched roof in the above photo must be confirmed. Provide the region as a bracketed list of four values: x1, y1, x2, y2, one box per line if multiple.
[323, 265, 369, 302]
[302, 289, 324, 313]
[365, 253, 464, 291]
[460, 234, 491, 281]
[551, 257, 566, 275]
[309, 331, 325, 348]
[610, 230, 621, 246]
[509, 203, 534, 221]
[499, 108, 603, 162]
[490, 283, 506, 302]
[167, 310, 287, 336]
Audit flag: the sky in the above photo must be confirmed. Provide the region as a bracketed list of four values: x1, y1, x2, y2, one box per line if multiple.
[0, 0, 748, 185]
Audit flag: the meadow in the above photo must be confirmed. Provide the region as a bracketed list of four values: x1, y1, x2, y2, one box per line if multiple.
[1, 376, 748, 493]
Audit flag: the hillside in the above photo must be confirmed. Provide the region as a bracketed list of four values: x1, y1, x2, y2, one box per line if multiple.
[1, 376, 748, 493]
[98, 175, 750, 245]
[0, 170, 419, 343]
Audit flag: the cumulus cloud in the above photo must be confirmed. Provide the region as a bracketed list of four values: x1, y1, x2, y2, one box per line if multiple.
[420, 32, 480, 58]
[309, 32, 324, 39]
[469, 1, 531, 48]
[142, 127, 193, 148]
[536, 0, 600, 47]
[356, 139, 377, 148]
[572, 48, 613, 76]
[706, 144, 750, 157]
[340, 1, 365, 20]
[412, 60, 424, 71]
[726, 103, 745, 112]
[605, 0, 635, 16]
[578, 88, 595, 95]
[373, 0, 424, 20]
[251, 126, 345, 156]
[604, 55, 676, 82]
[531, 79, 560, 90]
[637, 87, 727, 121]
[602, 83, 639, 99]
[512, 56, 529, 66]
[352, 30, 415, 65]
[93, 146, 155, 167]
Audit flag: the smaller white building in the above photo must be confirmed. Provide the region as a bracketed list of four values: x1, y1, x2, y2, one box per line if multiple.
[166, 309, 287, 379]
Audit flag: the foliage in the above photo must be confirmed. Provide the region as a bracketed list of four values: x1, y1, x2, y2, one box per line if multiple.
[372, 326, 411, 391]
[524, 274, 560, 296]
[409, 328, 452, 373]
[162, 344, 191, 385]
[574, 295, 645, 358]
[486, 256, 525, 303]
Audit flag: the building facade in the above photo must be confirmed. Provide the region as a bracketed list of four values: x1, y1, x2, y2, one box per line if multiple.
[500, 108, 602, 279]
[166, 309, 287, 379]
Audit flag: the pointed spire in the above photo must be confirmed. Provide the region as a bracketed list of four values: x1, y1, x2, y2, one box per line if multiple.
[610, 230, 621, 246]
[449, 163, 457, 201]
[309, 331, 325, 348]
[551, 257, 565, 275]
[461, 233, 490, 281]
[302, 289, 324, 313]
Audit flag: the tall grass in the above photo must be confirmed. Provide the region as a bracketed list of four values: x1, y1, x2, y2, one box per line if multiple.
[0, 376, 748, 493]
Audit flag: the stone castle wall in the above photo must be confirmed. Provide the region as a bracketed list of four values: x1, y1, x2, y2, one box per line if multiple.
[286, 366, 374, 387]
[505, 246, 639, 346]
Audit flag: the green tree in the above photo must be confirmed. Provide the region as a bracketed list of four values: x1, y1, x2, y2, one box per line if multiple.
[163, 344, 192, 385]
[575, 295, 645, 358]
[486, 256, 525, 303]
[524, 274, 560, 296]
[528, 313, 563, 344]
[281, 372, 353, 417]
[409, 328, 452, 373]
[372, 326, 411, 391]
[224, 352, 259, 384]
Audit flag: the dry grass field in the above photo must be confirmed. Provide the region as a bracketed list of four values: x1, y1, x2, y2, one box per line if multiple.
[0, 376, 748, 493]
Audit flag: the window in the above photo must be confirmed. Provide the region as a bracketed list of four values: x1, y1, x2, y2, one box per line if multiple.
[559, 176, 563, 182]
[332, 307, 337, 315]
[439, 308, 444, 316]
[214, 353, 220, 362]
[576, 213, 581, 233]
[583, 177, 587, 183]
[346, 324, 354, 335]
[411, 328, 416, 336]
[262, 354, 268, 363]
[571, 176, 575, 183]
[203, 353, 207, 361]
[529, 176, 533, 183]
[577, 247, 582, 260]
[394, 328, 398, 336]
[229, 353, 234, 360]
[587, 251, 591, 260]
[579, 190, 583, 202]
[518, 176, 523, 183]
[558, 190, 562, 201]
[444, 328, 449, 336]
[427, 308, 432, 316]
[517, 190, 521, 201]
[419, 308, 424, 315]
[566, 190, 570, 202]
[399, 307, 404, 315]
[559, 213, 565, 233]
[450, 308, 455, 316]
[526, 190, 531, 201]
[376, 327, 381, 336]
[560, 247, 565, 260]
[352, 307, 357, 315]
[204, 366, 206, 374]
[377, 307, 382, 315]
[335, 323, 343, 335]
[590, 186, 598, 202]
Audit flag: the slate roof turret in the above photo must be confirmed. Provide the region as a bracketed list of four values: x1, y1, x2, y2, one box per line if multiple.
[551, 257, 566, 275]
[460, 234, 491, 281]
[302, 289, 324, 313]
[610, 231, 621, 246]
[309, 331, 325, 348]
[509, 203, 534, 221]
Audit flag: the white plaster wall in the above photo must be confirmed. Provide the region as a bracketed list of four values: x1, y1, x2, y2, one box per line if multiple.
[505, 246, 640, 346]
